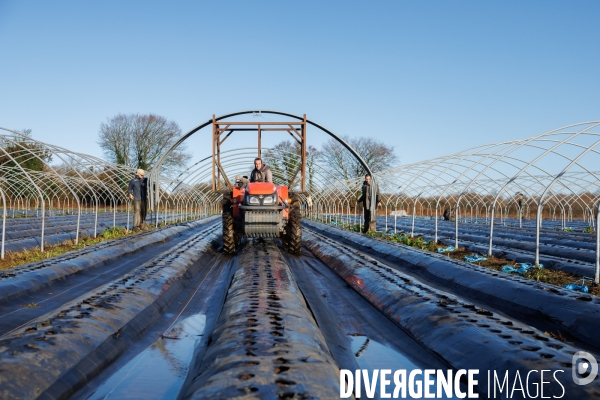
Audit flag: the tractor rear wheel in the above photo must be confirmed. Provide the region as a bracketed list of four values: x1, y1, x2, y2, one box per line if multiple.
[287, 193, 302, 254]
[222, 193, 236, 254]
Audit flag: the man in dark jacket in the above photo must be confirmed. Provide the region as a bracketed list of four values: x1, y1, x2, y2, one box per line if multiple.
[357, 174, 381, 233]
[236, 158, 273, 184]
[443, 208, 451, 221]
[140, 174, 148, 227]
[128, 169, 147, 230]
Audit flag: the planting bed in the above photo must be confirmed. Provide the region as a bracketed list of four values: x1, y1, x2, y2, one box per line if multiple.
[0, 217, 598, 399]
[0, 211, 200, 253]
[377, 215, 598, 277]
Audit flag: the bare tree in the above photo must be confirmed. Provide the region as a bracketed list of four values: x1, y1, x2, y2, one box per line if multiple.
[263, 140, 320, 191]
[0, 129, 52, 172]
[98, 113, 191, 175]
[319, 135, 398, 180]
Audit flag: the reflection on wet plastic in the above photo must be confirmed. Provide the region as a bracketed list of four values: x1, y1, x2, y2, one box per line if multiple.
[350, 335, 455, 399]
[88, 314, 206, 400]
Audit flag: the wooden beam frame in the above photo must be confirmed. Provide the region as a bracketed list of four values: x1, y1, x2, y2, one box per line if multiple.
[211, 117, 308, 192]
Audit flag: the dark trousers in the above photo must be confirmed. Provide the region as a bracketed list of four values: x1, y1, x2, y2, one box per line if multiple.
[140, 200, 147, 226]
[363, 208, 376, 233]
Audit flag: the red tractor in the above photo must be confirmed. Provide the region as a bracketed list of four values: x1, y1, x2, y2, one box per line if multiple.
[212, 114, 308, 254]
[222, 180, 302, 254]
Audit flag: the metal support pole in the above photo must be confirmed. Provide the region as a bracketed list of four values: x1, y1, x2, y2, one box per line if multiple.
[385, 205, 388, 232]
[595, 202, 600, 284]
[434, 207, 439, 244]
[455, 204, 459, 249]
[40, 199, 45, 252]
[258, 126, 262, 158]
[94, 201, 98, 238]
[411, 203, 416, 237]
[488, 205, 496, 256]
[75, 200, 81, 245]
[519, 205, 523, 228]
[0, 189, 6, 259]
[301, 114, 307, 192]
[347, 202, 350, 227]
[211, 115, 217, 192]
[359, 205, 362, 233]
[535, 203, 543, 266]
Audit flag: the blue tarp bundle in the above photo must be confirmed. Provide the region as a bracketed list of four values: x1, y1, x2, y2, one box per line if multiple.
[564, 283, 589, 293]
[563, 279, 589, 293]
[502, 263, 543, 275]
[465, 254, 487, 263]
[437, 246, 455, 253]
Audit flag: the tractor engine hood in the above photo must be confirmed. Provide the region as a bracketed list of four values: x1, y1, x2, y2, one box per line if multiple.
[246, 182, 277, 195]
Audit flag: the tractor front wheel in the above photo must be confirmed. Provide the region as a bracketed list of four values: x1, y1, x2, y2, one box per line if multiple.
[222, 193, 236, 254]
[286, 193, 302, 254]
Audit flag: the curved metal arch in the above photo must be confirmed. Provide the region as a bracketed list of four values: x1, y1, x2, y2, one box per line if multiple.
[150, 110, 376, 215]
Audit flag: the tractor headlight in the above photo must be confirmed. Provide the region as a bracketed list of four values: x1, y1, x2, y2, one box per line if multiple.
[262, 194, 277, 205]
[248, 196, 260, 205]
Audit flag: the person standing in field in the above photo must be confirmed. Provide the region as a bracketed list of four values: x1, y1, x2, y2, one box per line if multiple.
[128, 169, 146, 230]
[357, 173, 381, 233]
[443, 207, 451, 221]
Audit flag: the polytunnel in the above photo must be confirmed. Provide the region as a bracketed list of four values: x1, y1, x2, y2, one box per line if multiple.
[147, 111, 378, 230]
[319, 121, 600, 281]
[3, 120, 600, 272]
[3, 119, 600, 400]
[0, 127, 205, 257]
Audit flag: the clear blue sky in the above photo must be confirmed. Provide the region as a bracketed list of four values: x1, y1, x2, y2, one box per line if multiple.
[1, 1, 598, 166]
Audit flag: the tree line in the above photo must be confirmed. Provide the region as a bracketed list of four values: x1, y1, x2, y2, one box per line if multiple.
[97, 113, 399, 184]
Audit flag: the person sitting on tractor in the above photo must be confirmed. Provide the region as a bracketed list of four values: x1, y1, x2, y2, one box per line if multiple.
[236, 157, 273, 184]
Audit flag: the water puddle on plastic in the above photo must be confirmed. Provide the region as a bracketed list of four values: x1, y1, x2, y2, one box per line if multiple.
[350, 335, 456, 399]
[88, 314, 206, 400]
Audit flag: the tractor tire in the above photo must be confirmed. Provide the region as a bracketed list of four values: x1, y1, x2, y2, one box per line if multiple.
[223, 213, 236, 254]
[287, 193, 302, 254]
[222, 193, 236, 254]
[222, 192, 232, 213]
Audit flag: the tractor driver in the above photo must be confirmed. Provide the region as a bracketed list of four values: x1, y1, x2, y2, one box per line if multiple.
[236, 157, 273, 184]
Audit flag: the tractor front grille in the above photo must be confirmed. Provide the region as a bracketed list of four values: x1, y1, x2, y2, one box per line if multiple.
[244, 211, 283, 238]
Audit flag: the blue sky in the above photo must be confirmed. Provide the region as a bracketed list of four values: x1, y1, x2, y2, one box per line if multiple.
[0, 1, 598, 166]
